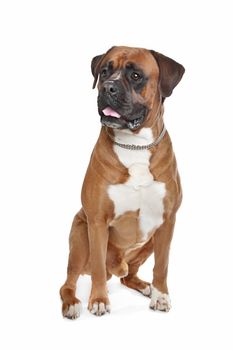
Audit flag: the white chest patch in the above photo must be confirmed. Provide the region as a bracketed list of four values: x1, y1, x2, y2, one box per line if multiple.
[108, 128, 166, 240]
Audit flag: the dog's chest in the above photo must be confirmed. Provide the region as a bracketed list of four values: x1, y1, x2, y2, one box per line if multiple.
[107, 128, 166, 241]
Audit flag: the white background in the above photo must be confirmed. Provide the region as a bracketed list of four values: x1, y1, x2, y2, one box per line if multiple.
[0, 0, 233, 349]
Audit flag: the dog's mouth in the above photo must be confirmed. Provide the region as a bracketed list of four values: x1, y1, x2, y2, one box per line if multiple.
[100, 106, 146, 130]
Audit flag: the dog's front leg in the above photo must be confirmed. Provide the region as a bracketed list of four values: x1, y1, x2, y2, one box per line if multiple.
[150, 216, 176, 312]
[88, 219, 111, 316]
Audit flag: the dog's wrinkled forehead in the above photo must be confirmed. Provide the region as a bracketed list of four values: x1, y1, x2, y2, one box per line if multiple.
[101, 47, 159, 78]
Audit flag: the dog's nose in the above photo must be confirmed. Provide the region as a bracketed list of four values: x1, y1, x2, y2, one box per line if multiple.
[103, 81, 118, 96]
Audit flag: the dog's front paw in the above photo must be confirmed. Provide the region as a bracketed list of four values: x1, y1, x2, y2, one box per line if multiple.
[88, 297, 111, 316]
[149, 286, 171, 312]
[62, 301, 82, 319]
[60, 286, 82, 319]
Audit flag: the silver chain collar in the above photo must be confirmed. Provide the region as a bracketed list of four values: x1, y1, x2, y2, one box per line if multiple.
[105, 124, 167, 151]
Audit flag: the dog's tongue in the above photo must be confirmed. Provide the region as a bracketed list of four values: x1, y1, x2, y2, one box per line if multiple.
[102, 107, 121, 118]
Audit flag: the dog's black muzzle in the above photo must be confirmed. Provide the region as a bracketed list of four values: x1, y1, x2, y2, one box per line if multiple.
[98, 80, 148, 130]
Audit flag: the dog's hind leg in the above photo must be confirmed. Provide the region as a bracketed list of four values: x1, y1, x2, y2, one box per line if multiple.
[60, 208, 89, 319]
[121, 238, 154, 297]
[106, 242, 129, 278]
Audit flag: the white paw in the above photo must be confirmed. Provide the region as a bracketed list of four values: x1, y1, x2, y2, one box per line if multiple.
[90, 302, 111, 316]
[149, 286, 171, 312]
[63, 303, 82, 319]
[140, 285, 152, 297]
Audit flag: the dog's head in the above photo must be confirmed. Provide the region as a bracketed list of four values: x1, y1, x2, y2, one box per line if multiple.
[91, 46, 185, 130]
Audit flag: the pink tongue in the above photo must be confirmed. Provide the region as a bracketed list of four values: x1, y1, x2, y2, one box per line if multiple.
[102, 107, 121, 118]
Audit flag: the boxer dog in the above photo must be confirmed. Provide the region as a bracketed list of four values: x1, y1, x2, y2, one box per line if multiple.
[60, 46, 185, 318]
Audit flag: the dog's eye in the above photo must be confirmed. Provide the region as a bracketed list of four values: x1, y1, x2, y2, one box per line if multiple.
[101, 68, 108, 78]
[131, 72, 141, 81]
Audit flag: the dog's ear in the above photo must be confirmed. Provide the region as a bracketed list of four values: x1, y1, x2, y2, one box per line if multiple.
[91, 47, 116, 89]
[91, 54, 105, 89]
[150, 50, 185, 98]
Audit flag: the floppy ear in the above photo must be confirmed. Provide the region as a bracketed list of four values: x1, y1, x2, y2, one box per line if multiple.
[91, 46, 116, 89]
[150, 50, 185, 98]
[91, 54, 105, 89]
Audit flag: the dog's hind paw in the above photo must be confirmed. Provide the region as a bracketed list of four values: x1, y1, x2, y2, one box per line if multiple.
[140, 285, 152, 297]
